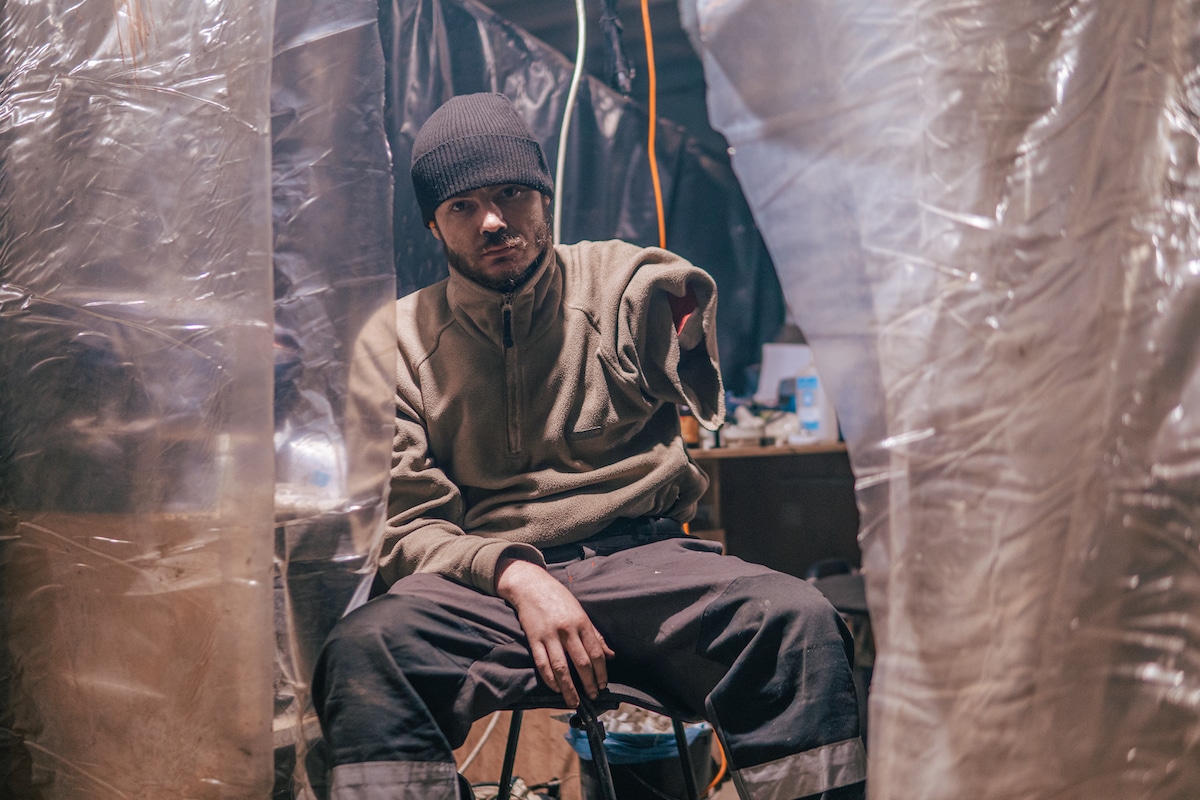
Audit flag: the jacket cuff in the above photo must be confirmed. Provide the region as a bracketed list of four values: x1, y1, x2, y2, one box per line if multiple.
[473, 541, 546, 595]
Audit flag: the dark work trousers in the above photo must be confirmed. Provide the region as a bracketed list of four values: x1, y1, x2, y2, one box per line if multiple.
[313, 526, 866, 800]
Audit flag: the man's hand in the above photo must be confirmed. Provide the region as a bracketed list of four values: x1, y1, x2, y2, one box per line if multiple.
[495, 556, 615, 707]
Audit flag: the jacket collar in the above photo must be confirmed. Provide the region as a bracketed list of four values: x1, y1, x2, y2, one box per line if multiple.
[445, 247, 561, 348]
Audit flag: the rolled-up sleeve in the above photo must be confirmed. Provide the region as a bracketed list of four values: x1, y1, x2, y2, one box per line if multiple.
[617, 250, 725, 429]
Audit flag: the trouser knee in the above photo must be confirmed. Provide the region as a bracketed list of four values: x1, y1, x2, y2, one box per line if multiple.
[313, 594, 454, 720]
[710, 571, 853, 665]
[314, 594, 476, 765]
[704, 571, 861, 770]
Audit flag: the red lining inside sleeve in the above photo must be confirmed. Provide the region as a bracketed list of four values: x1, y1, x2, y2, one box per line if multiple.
[668, 288, 698, 335]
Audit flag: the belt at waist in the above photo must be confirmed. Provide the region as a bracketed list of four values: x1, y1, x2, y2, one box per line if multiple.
[539, 516, 686, 563]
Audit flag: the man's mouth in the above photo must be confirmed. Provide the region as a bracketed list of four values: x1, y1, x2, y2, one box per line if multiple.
[481, 238, 524, 258]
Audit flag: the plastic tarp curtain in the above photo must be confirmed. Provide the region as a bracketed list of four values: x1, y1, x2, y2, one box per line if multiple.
[269, 0, 394, 796]
[684, 0, 1200, 798]
[380, 0, 784, 396]
[0, 0, 395, 797]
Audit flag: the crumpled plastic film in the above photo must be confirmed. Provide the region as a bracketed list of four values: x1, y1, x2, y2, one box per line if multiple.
[686, 0, 1200, 798]
[0, 0, 395, 797]
[269, 0, 395, 794]
[0, 1, 277, 798]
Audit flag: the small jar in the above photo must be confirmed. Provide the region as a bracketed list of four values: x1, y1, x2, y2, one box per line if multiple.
[678, 405, 701, 447]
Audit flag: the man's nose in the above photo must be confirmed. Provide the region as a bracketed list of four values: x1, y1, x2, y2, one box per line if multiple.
[480, 206, 505, 233]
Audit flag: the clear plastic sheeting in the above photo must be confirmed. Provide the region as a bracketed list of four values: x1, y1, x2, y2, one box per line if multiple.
[686, 0, 1200, 798]
[0, 0, 277, 797]
[0, 0, 396, 798]
[269, 0, 395, 795]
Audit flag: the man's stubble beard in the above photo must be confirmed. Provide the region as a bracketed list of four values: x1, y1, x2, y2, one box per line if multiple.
[445, 207, 554, 293]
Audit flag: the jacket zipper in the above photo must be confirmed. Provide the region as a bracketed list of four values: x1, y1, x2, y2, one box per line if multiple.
[502, 293, 521, 455]
[502, 303, 514, 348]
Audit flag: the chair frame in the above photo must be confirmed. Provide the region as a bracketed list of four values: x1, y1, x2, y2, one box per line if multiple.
[496, 686, 702, 800]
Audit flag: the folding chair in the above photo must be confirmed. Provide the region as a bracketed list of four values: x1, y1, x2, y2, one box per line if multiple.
[497, 683, 703, 800]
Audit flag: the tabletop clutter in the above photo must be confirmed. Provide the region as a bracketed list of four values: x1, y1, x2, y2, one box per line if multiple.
[681, 342, 839, 449]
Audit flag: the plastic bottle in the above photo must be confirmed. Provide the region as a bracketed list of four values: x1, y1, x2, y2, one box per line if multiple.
[793, 363, 838, 443]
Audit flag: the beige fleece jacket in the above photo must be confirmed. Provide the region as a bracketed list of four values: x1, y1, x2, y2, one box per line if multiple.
[379, 239, 725, 594]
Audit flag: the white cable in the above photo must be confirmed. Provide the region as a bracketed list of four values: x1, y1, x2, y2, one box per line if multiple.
[465, 5, 584, 770]
[553, 0, 587, 245]
[458, 710, 503, 772]
[460, 10, 585, 775]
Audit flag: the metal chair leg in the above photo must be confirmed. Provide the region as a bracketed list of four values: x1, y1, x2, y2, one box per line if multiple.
[672, 718, 700, 800]
[573, 693, 618, 800]
[500, 688, 700, 800]
[497, 709, 524, 800]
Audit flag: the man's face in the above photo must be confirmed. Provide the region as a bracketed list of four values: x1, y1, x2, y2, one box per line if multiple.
[429, 184, 553, 292]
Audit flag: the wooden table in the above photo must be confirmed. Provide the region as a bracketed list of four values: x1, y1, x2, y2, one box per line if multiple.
[688, 442, 861, 579]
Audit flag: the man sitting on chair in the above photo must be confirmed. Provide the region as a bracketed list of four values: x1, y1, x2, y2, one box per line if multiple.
[313, 92, 866, 800]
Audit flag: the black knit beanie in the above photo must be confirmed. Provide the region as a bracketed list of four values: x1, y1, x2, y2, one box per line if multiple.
[411, 93, 554, 224]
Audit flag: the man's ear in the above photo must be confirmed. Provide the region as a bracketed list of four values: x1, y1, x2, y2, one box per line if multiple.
[427, 219, 443, 242]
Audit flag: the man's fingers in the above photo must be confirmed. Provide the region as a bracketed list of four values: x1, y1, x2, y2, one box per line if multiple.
[553, 659, 580, 707]
[587, 629, 615, 679]
[530, 643, 563, 695]
[537, 642, 580, 707]
[565, 633, 609, 700]
[497, 563, 610, 708]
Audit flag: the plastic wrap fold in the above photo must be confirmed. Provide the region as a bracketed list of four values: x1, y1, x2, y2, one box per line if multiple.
[0, 0, 395, 797]
[381, 0, 784, 395]
[0, 1, 276, 797]
[685, 0, 1200, 797]
[269, 0, 395, 795]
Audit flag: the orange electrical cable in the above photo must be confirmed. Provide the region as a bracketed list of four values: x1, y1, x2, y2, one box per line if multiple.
[707, 738, 729, 795]
[645, 14, 721, 793]
[640, 0, 667, 249]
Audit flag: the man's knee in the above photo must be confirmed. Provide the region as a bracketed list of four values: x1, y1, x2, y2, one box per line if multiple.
[323, 596, 412, 662]
[313, 594, 443, 711]
[715, 571, 853, 657]
[703, 571, 863, 778]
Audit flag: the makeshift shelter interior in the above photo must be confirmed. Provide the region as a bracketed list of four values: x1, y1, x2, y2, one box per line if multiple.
[3, 0, 1200, 799]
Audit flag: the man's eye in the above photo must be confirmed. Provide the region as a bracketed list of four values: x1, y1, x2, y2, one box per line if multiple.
[501, 186, 521, 198]
[449, 201, 468, 212]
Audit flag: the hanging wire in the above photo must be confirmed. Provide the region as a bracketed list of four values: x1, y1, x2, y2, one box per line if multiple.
[599, 0, 635, 94]
[640, 0, 667, 249]
[707, 739, 729, 794]
[461, 0, 582, 762]
[466, 5, 717, 789]
[553, 0, 588, 245]
[458, 710, 504, 772]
